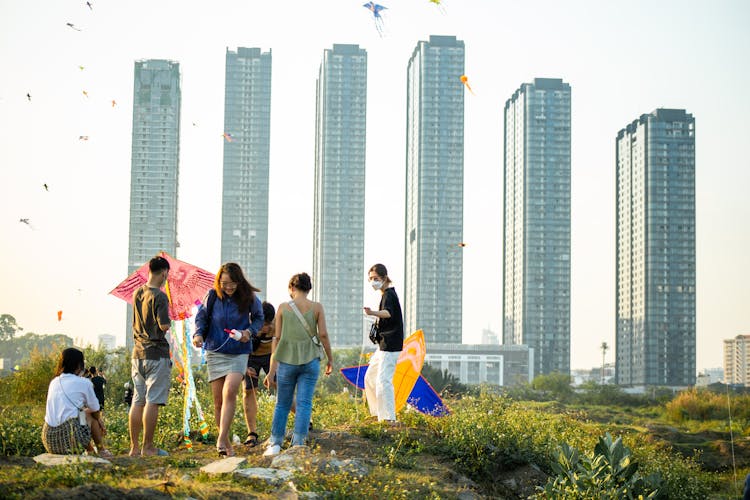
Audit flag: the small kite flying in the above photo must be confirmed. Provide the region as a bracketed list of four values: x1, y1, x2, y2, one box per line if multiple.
[26, 93, 31, 102]
[363, 2, 387, 37]
[66, 22, 82, 31]
[86, 1, 93, 10]
[43, 183, 49, 191]
[79, 135, 89, 141]
[222, 132, 233, 142]
[82, 90, 89, 98]
[460, 75, 475, 95]
[19, 218, 33, 229]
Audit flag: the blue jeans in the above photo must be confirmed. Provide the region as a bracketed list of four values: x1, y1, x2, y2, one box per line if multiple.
[270, 358, 320, 447]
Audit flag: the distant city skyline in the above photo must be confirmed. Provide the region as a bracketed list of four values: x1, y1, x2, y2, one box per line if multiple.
[2, 2, 748, 372]
[503, 78, 571, 377]
[125, 59, 181, 352]
[404, 35, 465, 344]
[220, 47, 272, 296]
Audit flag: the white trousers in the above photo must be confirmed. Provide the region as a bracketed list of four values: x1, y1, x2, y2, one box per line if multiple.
[364, 349, 401, 421]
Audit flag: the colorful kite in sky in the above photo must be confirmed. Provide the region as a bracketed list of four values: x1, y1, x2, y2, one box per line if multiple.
[341, 330, 449, 416]
[363, 2, 387, 36]
[57, 310, 63, 321]
[460, 75, 475, 95]
[66, 23, 82, 31]
[222, 132, 233, 142]
[111, 99, 117, 107]
[82, 90, 89, 98]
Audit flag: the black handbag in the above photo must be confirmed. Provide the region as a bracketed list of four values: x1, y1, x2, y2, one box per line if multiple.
[368, 323, 381, 344]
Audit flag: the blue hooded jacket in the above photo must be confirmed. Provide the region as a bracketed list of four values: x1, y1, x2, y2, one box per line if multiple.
[194, 290, 263, 355]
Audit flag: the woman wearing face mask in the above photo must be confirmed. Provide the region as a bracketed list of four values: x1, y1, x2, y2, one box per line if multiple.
[363, 263, 404, 423]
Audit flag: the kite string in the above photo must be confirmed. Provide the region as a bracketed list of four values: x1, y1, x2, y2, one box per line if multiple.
[726, 383, 738, 495]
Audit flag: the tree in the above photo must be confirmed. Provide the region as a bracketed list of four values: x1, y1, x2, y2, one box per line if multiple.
[0, 314, 22, 342]
[600, 341, 609, 384]
[532, 372, 573, 401]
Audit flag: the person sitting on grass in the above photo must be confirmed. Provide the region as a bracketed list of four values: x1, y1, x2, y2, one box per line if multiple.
[42, 347, 113, 458]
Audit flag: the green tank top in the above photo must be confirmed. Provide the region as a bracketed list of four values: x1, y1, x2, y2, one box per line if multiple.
[272, 308, 321, 365]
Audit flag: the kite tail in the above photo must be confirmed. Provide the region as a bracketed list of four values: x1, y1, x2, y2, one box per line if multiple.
[183, 319, 209, 443]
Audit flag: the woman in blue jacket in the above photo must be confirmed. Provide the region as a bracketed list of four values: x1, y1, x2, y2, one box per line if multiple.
[193, 262, 263, 457]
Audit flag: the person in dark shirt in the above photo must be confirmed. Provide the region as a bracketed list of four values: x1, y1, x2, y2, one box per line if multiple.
[89, 366, 106, 408]
[123, 382, 134, 407]
[363, 263, 404, 423]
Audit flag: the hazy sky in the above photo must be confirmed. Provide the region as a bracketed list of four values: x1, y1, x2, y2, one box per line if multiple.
[1, 0, 748, 371]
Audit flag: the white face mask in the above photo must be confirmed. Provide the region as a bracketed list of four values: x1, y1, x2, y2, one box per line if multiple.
[371, 280, 383, 290]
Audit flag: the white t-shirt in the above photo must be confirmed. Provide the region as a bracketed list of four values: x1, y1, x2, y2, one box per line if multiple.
[44, 373, 100, 427]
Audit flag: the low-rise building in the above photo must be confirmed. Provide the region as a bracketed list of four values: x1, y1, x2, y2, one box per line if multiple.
[424, 344, 533, 387]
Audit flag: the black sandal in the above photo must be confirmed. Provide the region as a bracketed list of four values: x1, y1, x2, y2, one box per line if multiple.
[243, 432, 259, 447]
[217, 445, 227, 457]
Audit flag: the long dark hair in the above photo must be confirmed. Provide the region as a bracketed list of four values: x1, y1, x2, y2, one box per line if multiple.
[55, 348, 84, 377]
[214, 262, 260, 312]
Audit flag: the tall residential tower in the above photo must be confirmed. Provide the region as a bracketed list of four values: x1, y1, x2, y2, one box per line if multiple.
[615, 108, 696, 386]
[503, 78, 571, 377]
[312, 44, 367, 347]
[126, 59, 181, 352]
[221, 47, 272, 294]
[404, 35, 465, 344]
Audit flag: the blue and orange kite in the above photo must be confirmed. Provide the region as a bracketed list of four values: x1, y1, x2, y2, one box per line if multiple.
[340, 330, 449, 416]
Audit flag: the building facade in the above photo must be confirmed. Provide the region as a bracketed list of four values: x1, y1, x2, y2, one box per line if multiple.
[503, 78, 571, 377]
[424, 344, 533, 386]
[221, 47, 272, 294]
[125, 59, 181, 352]
[616, 108, 696, 386]
[312, 44, 367, 347]
[724, 336, 750, 386]
[404, 35, 465, 344]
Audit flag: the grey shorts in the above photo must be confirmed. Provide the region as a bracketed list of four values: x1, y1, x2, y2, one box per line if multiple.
[132, 358, 171, 406]
[206, 351, 249, 382]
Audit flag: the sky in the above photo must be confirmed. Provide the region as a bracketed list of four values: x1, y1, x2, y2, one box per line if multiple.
[1, 0, 748, 372]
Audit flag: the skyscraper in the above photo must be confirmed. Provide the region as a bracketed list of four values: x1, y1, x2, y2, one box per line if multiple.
[221, 47, 272, 294]
[404, 35, 464, 344]
[724, 335, 750, 387]
[503, 78, 571, 377]
[615, 108, 696, 386]
[125, 59, 181, 352]
[312, 44, 367, 347]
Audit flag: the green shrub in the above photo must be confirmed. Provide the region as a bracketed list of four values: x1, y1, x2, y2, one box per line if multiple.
[665, 387, 750, 422]
[536, 433, 663, 499]
[0, 405, 45, 456]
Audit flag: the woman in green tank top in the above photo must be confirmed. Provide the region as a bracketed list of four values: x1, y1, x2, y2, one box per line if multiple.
[262, 273, 333, 456]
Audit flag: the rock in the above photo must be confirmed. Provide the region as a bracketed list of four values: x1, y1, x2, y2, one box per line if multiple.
[199, 456, 247, 474]
[271, 445, 314, 472]
[234, 467, 293, 485]
[457, 490, 483, 500]
[316, 458, 369, 478]
[33, 453, 111, 467]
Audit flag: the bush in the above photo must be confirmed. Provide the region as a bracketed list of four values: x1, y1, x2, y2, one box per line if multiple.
[537, 433, 663, 499]
[665, 387, 750, 424]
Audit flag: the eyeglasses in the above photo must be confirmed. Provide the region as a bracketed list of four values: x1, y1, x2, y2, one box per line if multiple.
[220, 281, 237, 288]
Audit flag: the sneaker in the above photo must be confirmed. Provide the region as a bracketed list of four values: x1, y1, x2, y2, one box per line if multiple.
[262, 444, 281, 457]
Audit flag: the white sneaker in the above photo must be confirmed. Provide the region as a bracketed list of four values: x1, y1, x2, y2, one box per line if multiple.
[263, 444, 281, 457]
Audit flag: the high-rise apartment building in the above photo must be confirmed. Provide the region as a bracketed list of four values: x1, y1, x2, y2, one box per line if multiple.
[125, 59, 181, 352]
[312, 44, 367, 347]
[615, 108, 696, 386]
[503, 78, 571, 377]
[221, 47, 272, 294]
[404, 35, 465, 344]
[723, 335, 750, 386]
